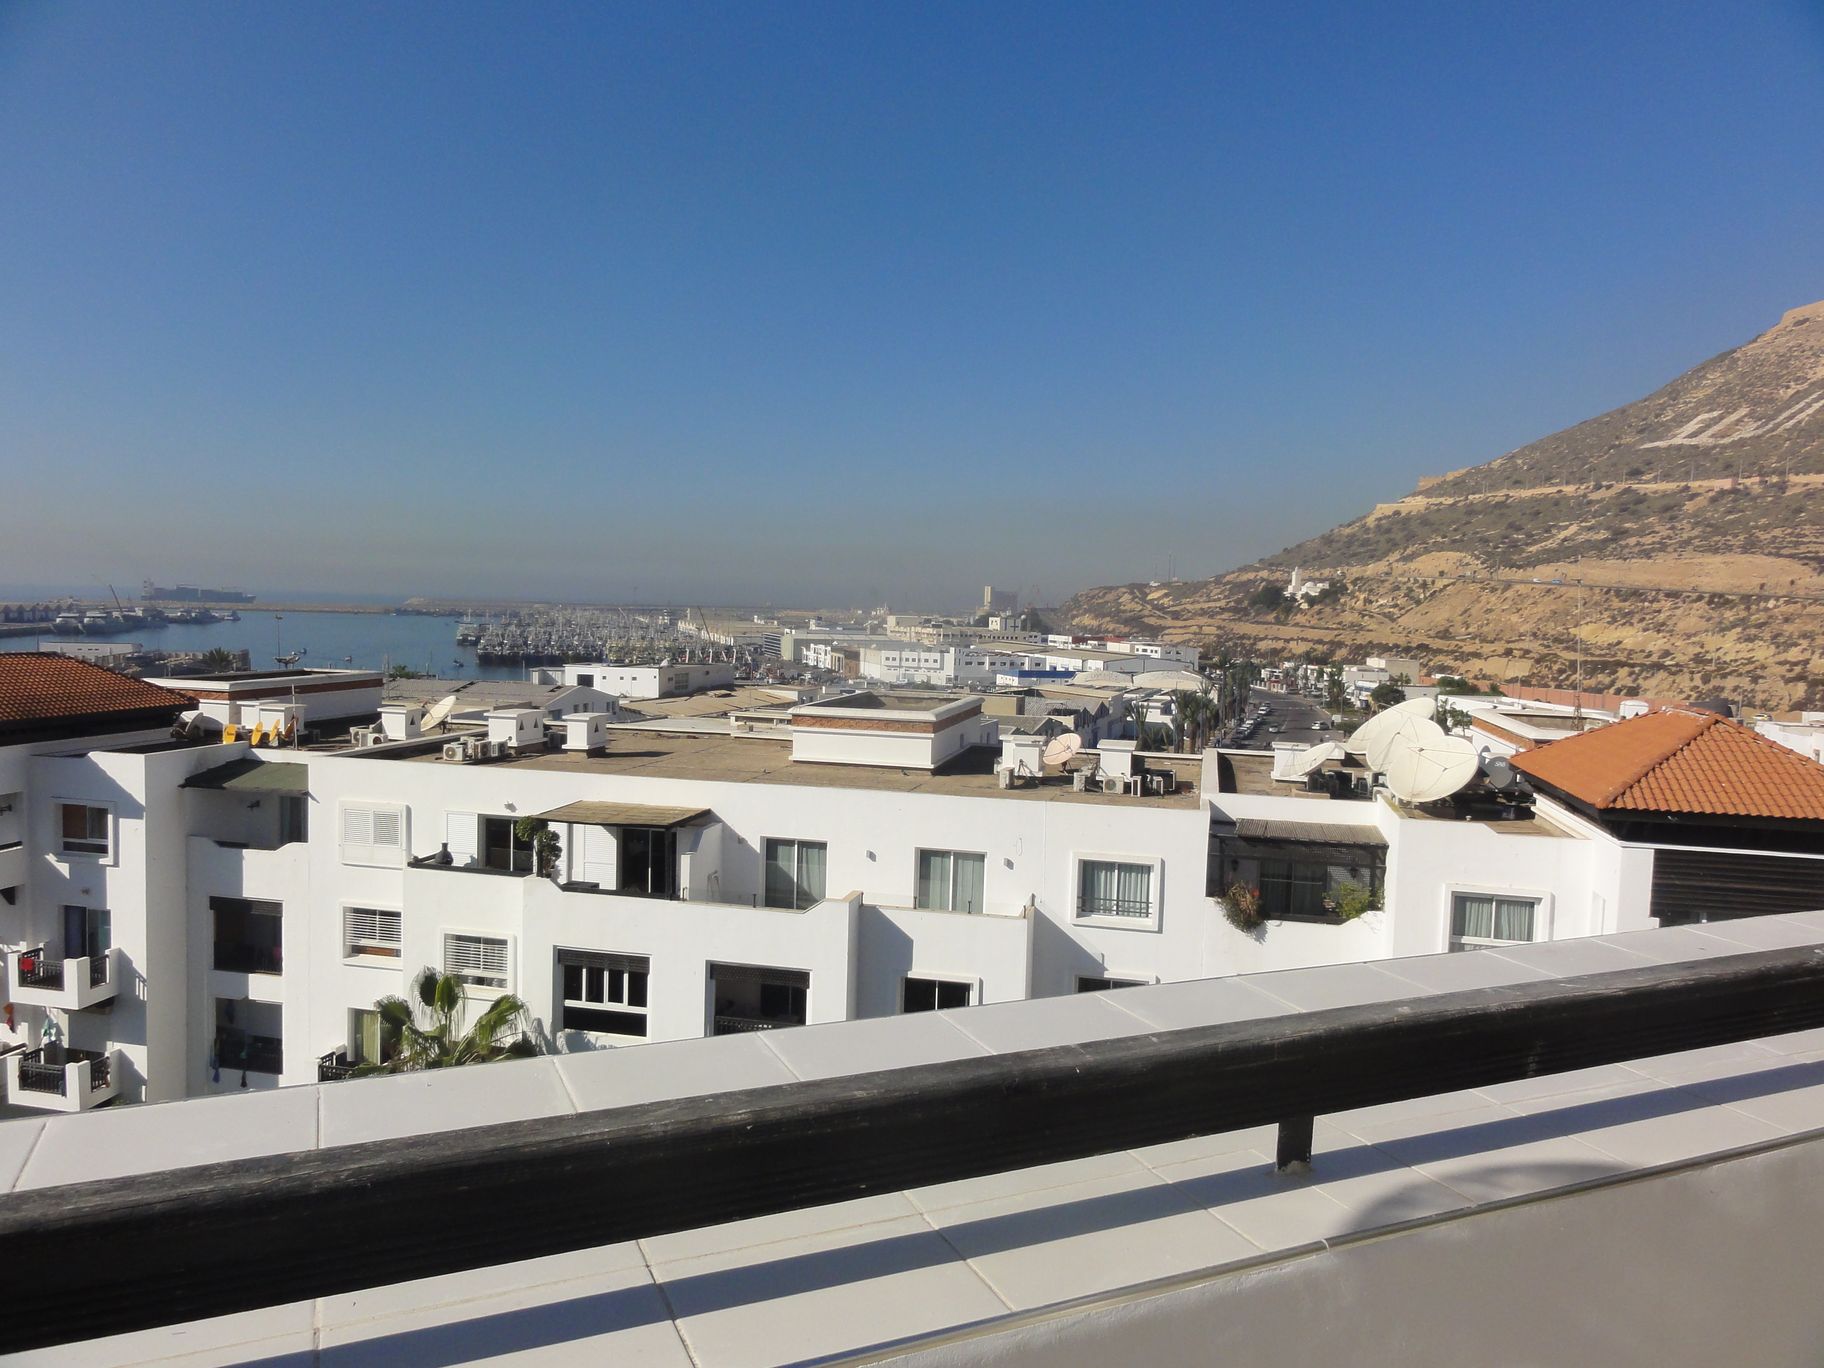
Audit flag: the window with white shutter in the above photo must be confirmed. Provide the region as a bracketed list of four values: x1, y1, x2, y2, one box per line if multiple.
[443, 933, 510, 990]
[340, 803, 408, 867]
[344, 907, 403, 960]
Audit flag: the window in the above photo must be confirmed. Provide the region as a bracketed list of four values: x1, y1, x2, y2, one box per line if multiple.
[61, 904, 110, 963]
[764, 838, 827, 910]
[915, 850, 985, 914]
[443, 933, 510, 990]
[344, 907, 403, 960]
[481, 815, 533, 873]
[1077, 976, 1144, 993]
[1450, 893, 1539, 951]
[711, 962, 809, 1033]
[58, 803, 110, 858]
[902, 976, 973, 1012]
[619, 827, 679, 899]
[278, 794, 308, 846]
[349, 1008, 399, 1067]
[340, 803, 405, 867]
[558, 949, 649, 1036]
[211, 897, 283, 974]
[1077, 859, 1154, 922]
[1258, 859, 1330, 921]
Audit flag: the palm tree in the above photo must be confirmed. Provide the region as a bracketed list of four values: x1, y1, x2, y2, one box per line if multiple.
[197, 647, 238, 672]
[355, 967, 538, 1075]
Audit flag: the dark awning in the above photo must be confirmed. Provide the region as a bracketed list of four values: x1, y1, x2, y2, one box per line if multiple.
[1233, 818, 1386, 847]
[182, 758, 310, 794]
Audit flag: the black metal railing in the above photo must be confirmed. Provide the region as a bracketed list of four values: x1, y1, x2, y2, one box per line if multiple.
[317, 1050, 355, 1082]
[89, 954, 110, 989]
[212, 943, 282, 975]
[16, 948, 63, 991]
[7, 945, 1824, 1352]
[712, 1015, 791, 1035]
[13, 1046, 105, 1097]
[14, 1047, 67, 1095]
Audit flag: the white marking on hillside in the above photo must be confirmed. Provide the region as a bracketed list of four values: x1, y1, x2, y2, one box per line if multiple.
[1641, 389, 1824, 447]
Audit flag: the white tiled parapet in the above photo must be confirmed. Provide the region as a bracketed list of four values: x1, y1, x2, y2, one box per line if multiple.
[7, 912, 1824, 1365]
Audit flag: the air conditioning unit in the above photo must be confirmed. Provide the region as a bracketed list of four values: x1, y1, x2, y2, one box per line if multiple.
[1100, 776, 1123, 795]
[1072, 769, 1093, 792]
[997, 767, 1016, 789]
[442, 742, 466, 762]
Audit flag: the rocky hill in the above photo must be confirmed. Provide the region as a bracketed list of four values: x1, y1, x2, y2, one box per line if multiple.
[1065, 302, 1824, 710]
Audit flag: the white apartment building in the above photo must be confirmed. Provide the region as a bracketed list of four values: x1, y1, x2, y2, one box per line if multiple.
[6, 654, 1823, 1118]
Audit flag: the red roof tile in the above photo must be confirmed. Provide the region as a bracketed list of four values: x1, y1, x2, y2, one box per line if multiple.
[0, 654, 194, 728]
[1511, 708, 1824, 821]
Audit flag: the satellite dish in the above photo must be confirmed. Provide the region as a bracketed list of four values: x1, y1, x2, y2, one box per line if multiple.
[1292, 739, 1346, 777]
[1344, 696, 1436, 757]
[1042, 732, 1084, 771]
[1482, 754, 1519, 791]
[1383, 731, 1480, 803]
[420, 694, 460, 733]
[1364, 713, 1445, 772]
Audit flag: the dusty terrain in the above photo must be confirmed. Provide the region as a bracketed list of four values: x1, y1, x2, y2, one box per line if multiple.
[1065, 303, 1824, 710]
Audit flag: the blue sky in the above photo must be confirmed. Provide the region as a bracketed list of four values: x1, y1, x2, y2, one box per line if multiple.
[3, 2, 1821, 609]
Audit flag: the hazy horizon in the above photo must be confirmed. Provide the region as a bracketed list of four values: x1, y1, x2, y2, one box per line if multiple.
[5, 3, 1823, 606]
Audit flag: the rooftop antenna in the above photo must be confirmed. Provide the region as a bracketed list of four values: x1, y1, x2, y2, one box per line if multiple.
[1041, 732, 1083, 775]
[1380, 721, 1479, 804]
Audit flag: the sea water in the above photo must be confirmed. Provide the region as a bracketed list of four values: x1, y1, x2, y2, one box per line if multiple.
[1, 611, 536, 681]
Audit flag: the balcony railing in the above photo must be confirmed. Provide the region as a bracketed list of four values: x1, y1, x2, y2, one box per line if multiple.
[712, 1015, 792, 1035]
[16, 947, 63, 991]
[14, 1046, 108, 1097]
[317, 1050, 356, 1083]
[9, 944, 1824, 1351]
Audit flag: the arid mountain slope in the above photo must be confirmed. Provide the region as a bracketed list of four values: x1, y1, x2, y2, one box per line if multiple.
[1066, 303, 1824, 710]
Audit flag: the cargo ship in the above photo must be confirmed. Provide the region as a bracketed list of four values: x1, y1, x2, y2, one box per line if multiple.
[141, 580, 256, 604]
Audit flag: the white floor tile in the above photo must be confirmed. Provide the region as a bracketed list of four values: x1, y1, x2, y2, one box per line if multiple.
[1108, 976, 1298, 1031]
[1149, 1146, 1358, 1251]
[654, 1214, 1007, 1368]
[556, 1032, 797, 1113]
[319, 1262, 691, 1366]
[942, 992, 1155, 1054]
[922, 1166, 1258, 1310]
[320, 1056, 575, 1146]
[0, 1115, 45, 1192]
[758, 1010, 986, 1081]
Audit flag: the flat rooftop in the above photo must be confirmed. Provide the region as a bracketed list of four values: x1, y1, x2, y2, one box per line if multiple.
[1212, 749, 1370, 800]
[399, 729, 1203, 808]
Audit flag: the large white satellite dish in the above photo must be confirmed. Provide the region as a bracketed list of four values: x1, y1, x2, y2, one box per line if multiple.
[1292, 739, 1346, 777]
[1344, 696, 1436, 758]
[1364, 713, 1446, 772]
[420, 694, 460, 733]
[1042, 732, 1084, 772]
[1382, 731, 1480, 803]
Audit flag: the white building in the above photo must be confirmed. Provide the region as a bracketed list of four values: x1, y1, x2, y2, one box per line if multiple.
[548, 661, 734, 699]
[7, 651, 1824, 1119]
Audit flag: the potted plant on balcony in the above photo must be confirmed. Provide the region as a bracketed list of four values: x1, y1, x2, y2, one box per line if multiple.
[1332, 880, 1382, 922]
[1223, 882, 1264, 932]
[512, 816, 562, 877]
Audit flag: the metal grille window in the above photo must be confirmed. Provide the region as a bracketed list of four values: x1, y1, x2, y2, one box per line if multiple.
[343, 907, 403, 959]
[1077, 859, 1153, 921]
[902, 976, 973, 1012]
[558, 949, 649, 1036]
[443, 933, 510, 990]
[59, 803, 110, 857]
[915, 851, 986, 914]
[1450, 894, 1538, 951]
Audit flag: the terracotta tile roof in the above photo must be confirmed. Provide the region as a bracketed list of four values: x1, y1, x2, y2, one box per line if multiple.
[1511, 708, 1824, 821]
[0, 654, 194, 728]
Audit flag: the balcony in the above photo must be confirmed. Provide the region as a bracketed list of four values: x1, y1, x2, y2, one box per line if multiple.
[212, 942, 283, 976]
[317, 1049, 356, 1082]
[3, 1044, 120, 1112]
[0, 839, 24, 892]
[6, 946, 122, 1011]
[213, 1030, 283, 1079]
